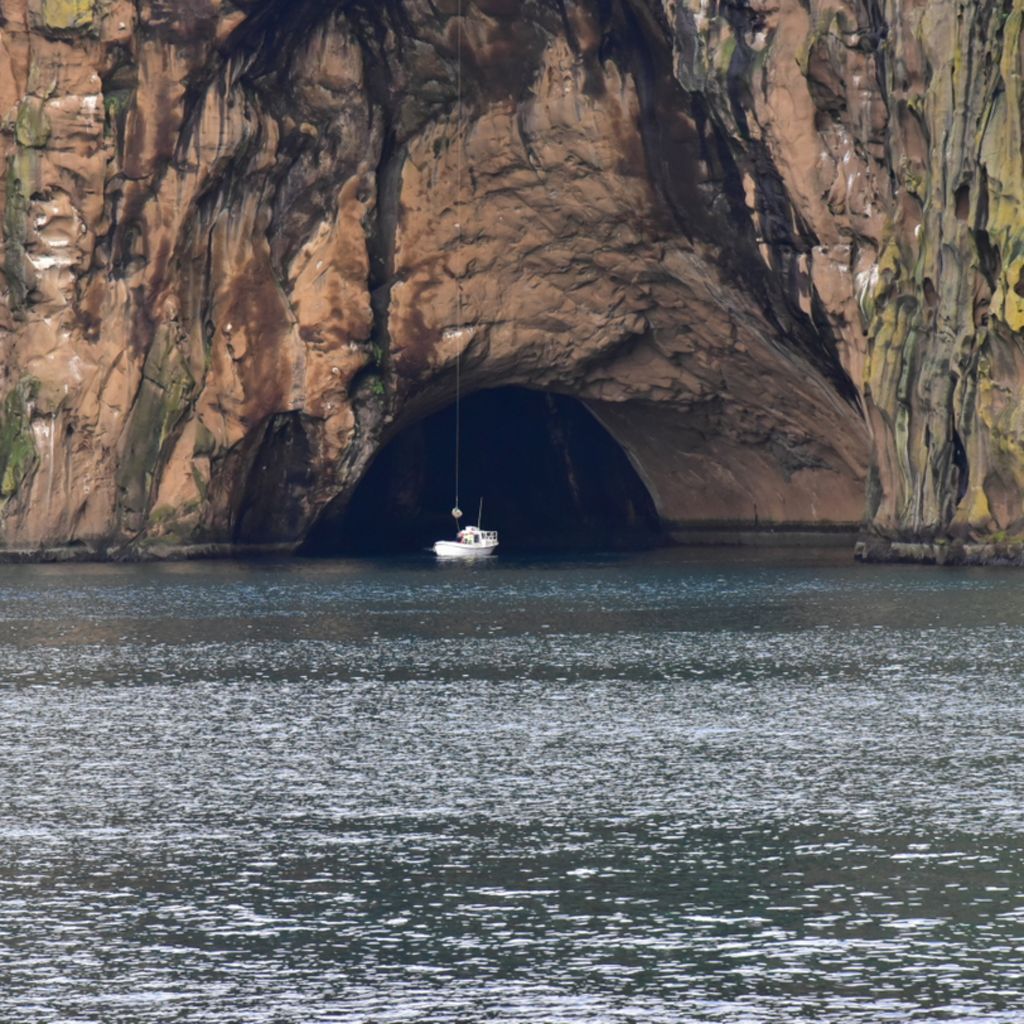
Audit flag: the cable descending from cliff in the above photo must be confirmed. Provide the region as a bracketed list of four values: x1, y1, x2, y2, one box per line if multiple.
[453, 0, 463, 525]
[432, 2, 498, 558]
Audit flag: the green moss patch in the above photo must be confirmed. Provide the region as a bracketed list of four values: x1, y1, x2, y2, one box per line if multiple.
[147, 501, 201, 543]
[15, 100, 51, 149]
[3, 156, 31, 312]
[117, 329, 196, 523]
[0, 379, 40, 502]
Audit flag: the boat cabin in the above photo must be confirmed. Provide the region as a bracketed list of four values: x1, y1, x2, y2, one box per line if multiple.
[456, 526, 498, 546]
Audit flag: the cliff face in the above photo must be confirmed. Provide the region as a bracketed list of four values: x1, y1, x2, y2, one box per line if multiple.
[0, 0, 1017, 559]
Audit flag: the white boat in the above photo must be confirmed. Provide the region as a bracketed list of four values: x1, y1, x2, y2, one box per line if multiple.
[434, 524, 498, 559]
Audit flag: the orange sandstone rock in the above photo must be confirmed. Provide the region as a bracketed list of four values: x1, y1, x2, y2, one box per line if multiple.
[0, 0, 1010, 560]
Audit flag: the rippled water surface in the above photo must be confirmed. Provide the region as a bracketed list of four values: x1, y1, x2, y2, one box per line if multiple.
[3, 548, 1024, 1022]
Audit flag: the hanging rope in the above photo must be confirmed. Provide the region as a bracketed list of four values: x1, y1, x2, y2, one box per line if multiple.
[452, 0, 463, 522]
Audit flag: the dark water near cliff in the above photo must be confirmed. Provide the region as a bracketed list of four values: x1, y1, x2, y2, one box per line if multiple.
[3, 549, 1024, 1023]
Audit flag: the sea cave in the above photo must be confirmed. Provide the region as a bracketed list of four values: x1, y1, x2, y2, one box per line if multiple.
[301, 387, 663, 555]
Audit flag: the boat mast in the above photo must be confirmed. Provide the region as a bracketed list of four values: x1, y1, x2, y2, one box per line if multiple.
[451, 0, 464, 528]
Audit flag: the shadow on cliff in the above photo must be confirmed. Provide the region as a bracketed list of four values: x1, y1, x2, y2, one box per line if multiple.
[300, 387, 663, 555]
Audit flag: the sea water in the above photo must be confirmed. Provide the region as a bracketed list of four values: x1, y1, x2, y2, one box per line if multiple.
[2, 549, 1024, 1022]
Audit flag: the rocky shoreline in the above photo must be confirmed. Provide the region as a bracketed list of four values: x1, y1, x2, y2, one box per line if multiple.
[7, 532, 1024, 568]
[0, 541, 297, 564]
[855, 538, 1024, 568]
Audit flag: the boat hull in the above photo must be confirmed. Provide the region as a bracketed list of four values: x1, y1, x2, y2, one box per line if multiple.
[433, 540, 498, 559]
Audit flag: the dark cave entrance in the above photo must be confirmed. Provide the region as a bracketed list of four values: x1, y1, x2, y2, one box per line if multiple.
[303, 387, 664, 555]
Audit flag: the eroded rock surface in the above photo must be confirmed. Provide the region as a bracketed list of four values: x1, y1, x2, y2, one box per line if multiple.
[0, 0, 1013, 558]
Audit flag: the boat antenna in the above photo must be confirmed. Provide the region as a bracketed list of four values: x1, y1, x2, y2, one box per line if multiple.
[451, 0, 464, 527]
[478, 496, 483, 529]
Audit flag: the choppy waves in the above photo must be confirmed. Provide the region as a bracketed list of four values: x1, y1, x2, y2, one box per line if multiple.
[1, 554, 1024, 1022]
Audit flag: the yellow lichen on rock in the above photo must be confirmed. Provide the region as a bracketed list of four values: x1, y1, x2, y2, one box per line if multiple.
[41, 0, 94, 31]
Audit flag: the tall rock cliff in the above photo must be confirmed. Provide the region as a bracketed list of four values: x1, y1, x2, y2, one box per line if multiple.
[0, 0, 1018, 560]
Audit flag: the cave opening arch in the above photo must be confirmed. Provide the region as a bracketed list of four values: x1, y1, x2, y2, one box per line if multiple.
[301, 387, 664, 555]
